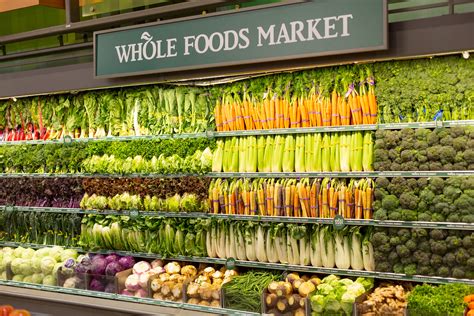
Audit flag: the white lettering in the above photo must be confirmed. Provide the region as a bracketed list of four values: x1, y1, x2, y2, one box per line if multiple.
[238, 28, 250, 49]
[306, 19, 323, 40]
[130, 43, 143, 61]
[115, 45, 131, 63]
[142, 40, 156, 60]
[167, 38, 177, 57]
[195, 34, 209, 54]
[155, 40, 167, 59]
[209, 32, 224, 52]
[257, 25, 275, 47]
[290, 21, 306, 43]
[183, 36, 195, 55]
[338, 14, 353, 37]
[276, 23, 290, 44]
[324, 16, 338, 39]
[224, 30, 239, 51]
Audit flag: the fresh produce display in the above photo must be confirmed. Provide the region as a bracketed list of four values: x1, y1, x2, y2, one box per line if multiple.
[0, 138, 215, 174]
[209, 178, 374, 219]
[1, 245, 79, 286]
[0, 305, 31, 316]
[121, 259, 164, 297]
[0, 177, 83, 208]
[206, 221, 374, 271]
[309, 274, 373, 315]
[1, 211, 81, 246]
[374, 127, 474, 171]
[356, 283, 410, 316]
[214, 67, 377, 132]
[374, 176, 474, 223]
[372, 228, 474, 279]
[264, 272, 319, 316]
[0, 86, 213, 142]
[185, 266, 237, 307]
[407, 283, 474, 316]
[79, 216, 208, 257]
[80, 192, 207, 213]
[375, 56, 473, 122]
[212, 132, 373, 173]
[83, 148, 213, 175]
[222, 271, 279, 313]
[82, 177, 210, 201]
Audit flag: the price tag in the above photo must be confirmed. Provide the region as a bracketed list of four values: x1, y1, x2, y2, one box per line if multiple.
[63, 135, 73, 144]
[5, 205, 14, 212]
[225, 257, 236, 270]
[333, 215, 345, 230]
[129, 210, 139, 219]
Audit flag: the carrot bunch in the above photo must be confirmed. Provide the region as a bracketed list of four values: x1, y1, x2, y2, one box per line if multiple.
[208, 177, 374, 219]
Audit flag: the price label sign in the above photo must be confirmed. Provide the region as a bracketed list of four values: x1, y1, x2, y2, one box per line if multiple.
[63, 135, 73, 144]
[225, 257, 236, 270]
[333, 215, 345, 230]
[129, 210, 139, 219]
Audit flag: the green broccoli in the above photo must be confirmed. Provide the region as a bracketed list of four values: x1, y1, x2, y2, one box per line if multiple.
[417, 177, 429, 189]
[429, 162, 443, 170]
[399, 192, 420, 210]
[393, 263, 405, 274]
[455, 248, 469, 264]
[436, 266, 450, 277]
[388, 148, 400, 160]
[374, 188, 388, 200]
[461, 214, 474, 223]
[378, 243, 392, 253]
[405, 239, 417, 251]
[397, 228, 411, 239]
[446, 236, 462, 249]
[390, 236, 401, 246]
[467, 257, 474, 269]
[375, 129, 386, 140]
[464, 148, 474, 164]
[374, 148, 389, 162]
[412, 228, 428, 238]
[466, 190, 474, 199]
[396, 245, 411, 258]
[371, 231, 390, 247]
[416, 266, 431, 275]
[442, 163, 454, 170]
[431, 213, 446, 222]
[374, 161, 392, 171]
[400, 149, 416, 162]
[413, 250, 430, 265]
[443, 252, 456, 267]
[430, 240, 448, 255]
[400, 257, 414, 265]
[390, 162, 403, 171]
[404, 161, 420, 171]
[439, 135, 454, 147]
[427, 145, 442, 161]
[429, 177, 445, 194]
[373, 200, 382, 211]
[401, 209, 418, 221]
[430, 229, 448, 241]
[375, 262, 392, 272]
[384, 131, 400, 147]
[449, 126, 466, 138]
[452, 136, 467, 151]
[419, 188, 435, 204]
[382, 195, 400, 211]
[462, 234, 473, 248]
[374, 138, 386, 149]
[373, 209, 388, 220]
[453, 162, 468, 170]
[444, 186, 462, 201]
[452, 267, 466, 279]
[404, 263, 417, 276]
[416, 150, 428, 163]
[375, 177, 390, 190]
[388, 211, 402, 221]
[454, 151, 464, 163]
[415, 128, 430, 140]
[430, 254, 443, 268]
[414, 140, 428, 150]
[417, 207, 430, 219]
[427, 131, 439, 146]
[461, 177, 474, 190]
[388, 251, 400, 262]
[374, 250, 387, 262]
[435, 128, 449, 139]
[446, 214, 461, 222]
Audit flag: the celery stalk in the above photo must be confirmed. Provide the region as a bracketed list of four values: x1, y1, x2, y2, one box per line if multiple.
[257, 136, 266, 172]
[231, 137, 239, 172]
[362, 132, 374, 171]
[321, 134, 331, 172]
[239, 137, 247, 172]
[304, 134, 313, 172]
[313, 133, 322, 171]
[295, 135, 305, 172]
[263, 136, 273, 172]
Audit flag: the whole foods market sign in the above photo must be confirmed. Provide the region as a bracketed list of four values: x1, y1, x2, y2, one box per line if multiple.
[94, 0, 387, 78]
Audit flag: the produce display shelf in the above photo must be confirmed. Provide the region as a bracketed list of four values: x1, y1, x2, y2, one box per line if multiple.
[2, 170, 473, 178]
[0, 281, 255, 316]
[2, 206, 474, 230]
[1, 241, 473, 286]
[1, 120, 472, 146]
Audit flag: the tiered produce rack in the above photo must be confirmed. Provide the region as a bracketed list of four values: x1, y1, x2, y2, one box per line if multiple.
[0, 55, 473, 315]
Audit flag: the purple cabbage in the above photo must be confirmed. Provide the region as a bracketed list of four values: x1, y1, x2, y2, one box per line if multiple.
[104, 282, 117, 294]
[89, 278, 105, 292]
[118, 256, 136, 269]
[105, 254, 120, 264]
[91, 256, 108, 275]
[105, 262, 125, 276]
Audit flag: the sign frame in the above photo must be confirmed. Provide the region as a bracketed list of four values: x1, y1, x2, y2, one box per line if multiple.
[93, 0, 387, 79]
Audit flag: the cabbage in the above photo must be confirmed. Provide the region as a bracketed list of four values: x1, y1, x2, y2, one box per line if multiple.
[105, 254, 120, 264]
[12, 274, 24, 282]
[49, 246, 64, 262]
[31, 273, 44, 284]
[341, 292, 357, 315]
[21, 258, 33, 275]
[346, 282, 365, 297]
[118, 256, 135, 269]
[105, 282, 117, 293]
[11, 258, 26, 275]
[2, 247, 14, 255]
[23, 275, 33, 283]
[32, 257, 42, 273]
[21, 248, 35, 259]
[310, 294, 325, 313]
[316, 283, 334, 296]
[89, 278, 105, 292]
[355, 277, 374, 291]
[43, 275, 57, 286]
[40, 256, 57, 275]
[13, 246, 26, 258]
[105, 262, 124, 276]
[0, 254, 13, 272]
[91, 256, 107, 275]
[0, 271, 6, 280]
[60, 249, 78, 262]
[34, 248, 51, 258]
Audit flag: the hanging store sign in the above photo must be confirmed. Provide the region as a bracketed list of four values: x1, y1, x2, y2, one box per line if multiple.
[94, 0, 387, 78]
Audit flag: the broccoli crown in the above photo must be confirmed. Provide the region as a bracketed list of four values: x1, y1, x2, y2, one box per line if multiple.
[430, 254, 443, 268]
[396, 244, 411, 258]
[452, 136, 467, 151]
[388, 211, 402, 221]
[415, 128, 430, 140]
[467, 257, 474, 269]
[375, 261, 392, 272]
[404, 263, 417, 276]
[429, 229, 447, 241]
[390, 236, 401, 246]
[455, 248, 469, 264]
[454, 194, 474, 212]
[429, 177, 445, 194]
[375, 177, 390, 190]
[449, 126, 466, 138]
[445, 236, 462, 249]
[443, 252, 456, 267]
[461, 214, 474, 223]
[371, 231, 390, 247]
[417, 206, 429, 217]
[401, 209, 418, 221]
[427, 145, 442, 161]
[430, 240, 448, 255]
[393, 263, 405, 274]
[461, 177, 474, 191]
[412, 228, 428, 238]
[417, 177, 429, 189]
[452, 267, 466, 279]
[436, 266, 450, 277]
[374, 148, 389, 162]
[381, 195, 400, 212]
[419, 188, 435, 204]
[399, 192, 420, 210]
[374, 188, 388, 201]
[405, 239, 417, 251]
[413, 250, 430, 265]
[443, 186, 462, 201]
[373, 209, 388, 220]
